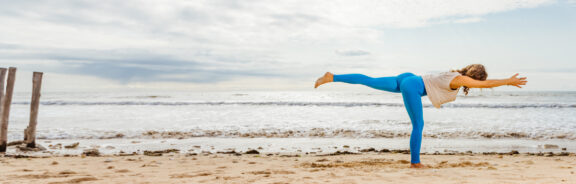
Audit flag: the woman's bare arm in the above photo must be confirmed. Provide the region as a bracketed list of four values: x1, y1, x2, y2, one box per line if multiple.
[450, 73, 527, 89]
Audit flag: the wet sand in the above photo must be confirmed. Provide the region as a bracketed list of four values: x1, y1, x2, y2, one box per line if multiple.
[1, 152, 575, 184]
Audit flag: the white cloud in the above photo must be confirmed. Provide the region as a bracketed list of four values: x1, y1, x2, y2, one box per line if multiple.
[0, 0, 553, 47]
[452, 17, 485, 24]
[335, 49, 371, 56]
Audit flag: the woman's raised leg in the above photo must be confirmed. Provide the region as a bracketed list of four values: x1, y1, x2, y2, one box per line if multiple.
[333, 74, 399, 92]
[315, 72, 416, 93]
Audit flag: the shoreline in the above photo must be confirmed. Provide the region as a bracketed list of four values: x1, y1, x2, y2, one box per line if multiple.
[2, 138, 574, 157]
[1, 152, 575, 183]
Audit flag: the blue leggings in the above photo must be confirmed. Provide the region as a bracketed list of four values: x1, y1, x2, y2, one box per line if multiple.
[333, 72, 427, 164]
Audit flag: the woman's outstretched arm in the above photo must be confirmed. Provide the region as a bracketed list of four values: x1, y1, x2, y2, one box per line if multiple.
[450, 73, 527, 89]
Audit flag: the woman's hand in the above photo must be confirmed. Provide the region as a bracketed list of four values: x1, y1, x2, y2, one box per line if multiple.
[507, 73, 527, 88]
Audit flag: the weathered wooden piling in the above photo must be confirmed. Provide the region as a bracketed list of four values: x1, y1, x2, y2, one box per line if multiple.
[0, 68, 6, 116]
[25, 72, 43, 148]
[0, 67, 16, 152]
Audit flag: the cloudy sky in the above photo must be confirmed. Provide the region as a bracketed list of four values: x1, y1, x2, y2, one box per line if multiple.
[1, 0, 575, 92]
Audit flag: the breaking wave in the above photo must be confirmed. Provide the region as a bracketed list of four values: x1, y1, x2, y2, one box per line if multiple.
[34, 128, 576, 140]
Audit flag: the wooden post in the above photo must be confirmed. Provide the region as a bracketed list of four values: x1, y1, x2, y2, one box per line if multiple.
[0, 68, 6, 117]
[0, 67, 16, 152]
[23, 127, 28, 141]
[25, 72, 43, 148]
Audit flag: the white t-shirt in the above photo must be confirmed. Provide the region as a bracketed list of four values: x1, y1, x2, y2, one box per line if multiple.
[422, 71, 461, 108]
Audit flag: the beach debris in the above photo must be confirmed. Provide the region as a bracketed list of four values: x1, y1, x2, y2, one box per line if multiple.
[245, 149, 260, 154]
[434, 160, 491, 168]
[216, 148, 238, 155]
[319, 151, 358, 156]
[170, 172, 211, 178]
[82, 149, 101, 157]
[107, 166, 114, 169]
[278, 154, 300, 157]
[7, 140, 47, 152]
[58, 170, 77, 175]
[343, 145, 350, 148]
[185, 153, 198, 156]
[117, 151, 138, 156]
[379, 149, 390, 153]
[48, 143, 62, 149]
[7, 140, 24, 146]
[360, 147, 376, 152]
[65, 177, 98, 183]
[481, 152, 497, 155]
[51, 161, 58, 165]
[141, 161, 160, 167]
[302, 159, 392, 168]
[143, 149, 180, 156]
[508, 150, 520, 155]
[104, 158, 113, 163]
[541, 144, 560, 149]
[115, 169, 130, 173]
[16, 144, 46, 152]
[64, 142, 79, 149]
[390, 149, 410, 154]
[143, 151, 162, 156]
[105, 145, 115, 149]
[535, 152, 574, 157]
[4, 154, 31, 158]
[248, 170, 271, 175]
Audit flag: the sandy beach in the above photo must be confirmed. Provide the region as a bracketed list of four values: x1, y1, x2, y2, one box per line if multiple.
[1, 151, 575, 184]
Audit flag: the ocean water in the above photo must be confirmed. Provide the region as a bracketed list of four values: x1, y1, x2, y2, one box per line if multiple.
[5, 90, 576, 154]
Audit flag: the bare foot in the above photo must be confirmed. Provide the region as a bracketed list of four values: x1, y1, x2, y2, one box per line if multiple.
[314, 72, 334, 88]
[410, 163, 428, 169]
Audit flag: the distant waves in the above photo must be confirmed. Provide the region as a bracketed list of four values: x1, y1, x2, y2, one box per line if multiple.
[12, 100, 576, 109]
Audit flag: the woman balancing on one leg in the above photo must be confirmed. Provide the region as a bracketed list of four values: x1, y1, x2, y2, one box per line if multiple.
[314, 64, 527, 168]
